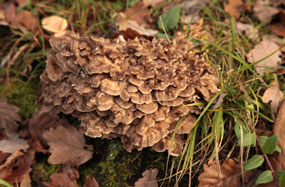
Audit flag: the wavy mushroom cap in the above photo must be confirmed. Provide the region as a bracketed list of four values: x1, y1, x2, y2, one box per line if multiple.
[41, 31, 218, 156]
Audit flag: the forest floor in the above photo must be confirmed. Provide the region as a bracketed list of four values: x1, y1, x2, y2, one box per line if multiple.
[0, 0, 285, 186]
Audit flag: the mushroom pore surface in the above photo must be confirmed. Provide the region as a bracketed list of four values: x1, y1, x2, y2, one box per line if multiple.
[41, 31, 218, 156]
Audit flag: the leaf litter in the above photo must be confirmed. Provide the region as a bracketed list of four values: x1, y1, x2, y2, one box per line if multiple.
[247, 38, 282, 74]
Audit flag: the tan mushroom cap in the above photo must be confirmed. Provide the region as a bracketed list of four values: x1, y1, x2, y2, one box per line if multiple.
[41, 31, 219, 156]
[136, 102, 158, 114]
[100, 78, 126, 96]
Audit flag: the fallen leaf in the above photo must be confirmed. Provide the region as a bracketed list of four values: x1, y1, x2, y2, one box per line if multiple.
[198, 158, 256, 187]
[126, 1, 151, 27]
[3, 3, 37, 31]
[235, 22, 258, 39]
[42, 16, 68, 34]
[43, 124, 93, 166]
[134, 168, 158, 187]
[0, 131, 29, 153]
[28, 105, 61, 146]
[272, 23, 285, 37]
[273, 99, 285, 170]
[253, 0, 279, 23]
[83, 176, 99, 187]
[43, 162, 79, 187]
[247, 38, 281, 74]
[0, 98, 20, 131]
[116, 13, 158, 37]
[0, 148, 35, 185]
[224, 0, 251, 19]
[262, 81, 284, 113]
[15, 10, 38, 31]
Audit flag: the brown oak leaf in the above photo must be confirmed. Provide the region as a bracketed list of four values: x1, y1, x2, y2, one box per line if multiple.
[198, 158, 257, 187]
[43, 124, 93, 166]
[28, 105, 61, 146]
[134, 168, 158, 187]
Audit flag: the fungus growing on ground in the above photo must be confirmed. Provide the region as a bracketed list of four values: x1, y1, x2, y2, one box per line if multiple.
[41, 31, 218, 156]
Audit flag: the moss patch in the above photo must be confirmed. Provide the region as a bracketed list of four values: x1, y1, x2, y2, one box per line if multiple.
[78, 139, 169, 187]
[31, 155, 61, 183]
[0, 79, 39, 119]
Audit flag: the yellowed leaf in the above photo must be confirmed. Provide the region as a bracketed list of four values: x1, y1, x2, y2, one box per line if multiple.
[42, 16, 68, 34]
[247, 38, 281, 74]
[262, 81, 284, 113]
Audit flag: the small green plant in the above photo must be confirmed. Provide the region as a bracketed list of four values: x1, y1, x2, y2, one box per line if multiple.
[237, 133, 285, 185]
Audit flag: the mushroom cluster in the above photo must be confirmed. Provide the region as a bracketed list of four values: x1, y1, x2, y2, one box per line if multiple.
[41, 31, 218, 156]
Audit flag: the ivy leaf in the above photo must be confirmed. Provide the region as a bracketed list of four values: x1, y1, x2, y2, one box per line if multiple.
[260, 135, 280, 154]
[157, 5, 180, 32]
[256, 170, 273, 184]
[243, 155, 264, 171]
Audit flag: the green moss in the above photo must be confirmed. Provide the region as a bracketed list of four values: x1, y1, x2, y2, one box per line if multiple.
[31, 160, 61, 182]
[0, 79, 38, 119]
[79, 139, 170, 187]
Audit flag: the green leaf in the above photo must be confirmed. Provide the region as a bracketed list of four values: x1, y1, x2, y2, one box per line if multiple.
[234, 120, 246, 139]
[259, 135, 281, 153]
[0, 179, 13, 187]
[243, 155, 264, 171]
[238, 133, 256, 147]
[256, 170, 273, 184]
[157, 5, 180, 32]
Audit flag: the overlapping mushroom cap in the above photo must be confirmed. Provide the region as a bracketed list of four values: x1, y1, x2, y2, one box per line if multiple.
[41, 31, 218, 156]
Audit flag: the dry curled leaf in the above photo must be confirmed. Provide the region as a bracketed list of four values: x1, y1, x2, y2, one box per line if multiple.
[42, 16, 68, 34]
[83, 176, 99, 187]
[247, 38, 281, 74]
[0, 148, 35, 185]
[262, 81, 284, 113]
[43, 162, 79, 187]
[134, 168, 158, 187]
[43, 124, 93, 166]
[224, 0, 251, 19]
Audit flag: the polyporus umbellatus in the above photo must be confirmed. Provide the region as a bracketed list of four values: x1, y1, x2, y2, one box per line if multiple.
[41, 31, 218, 156]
